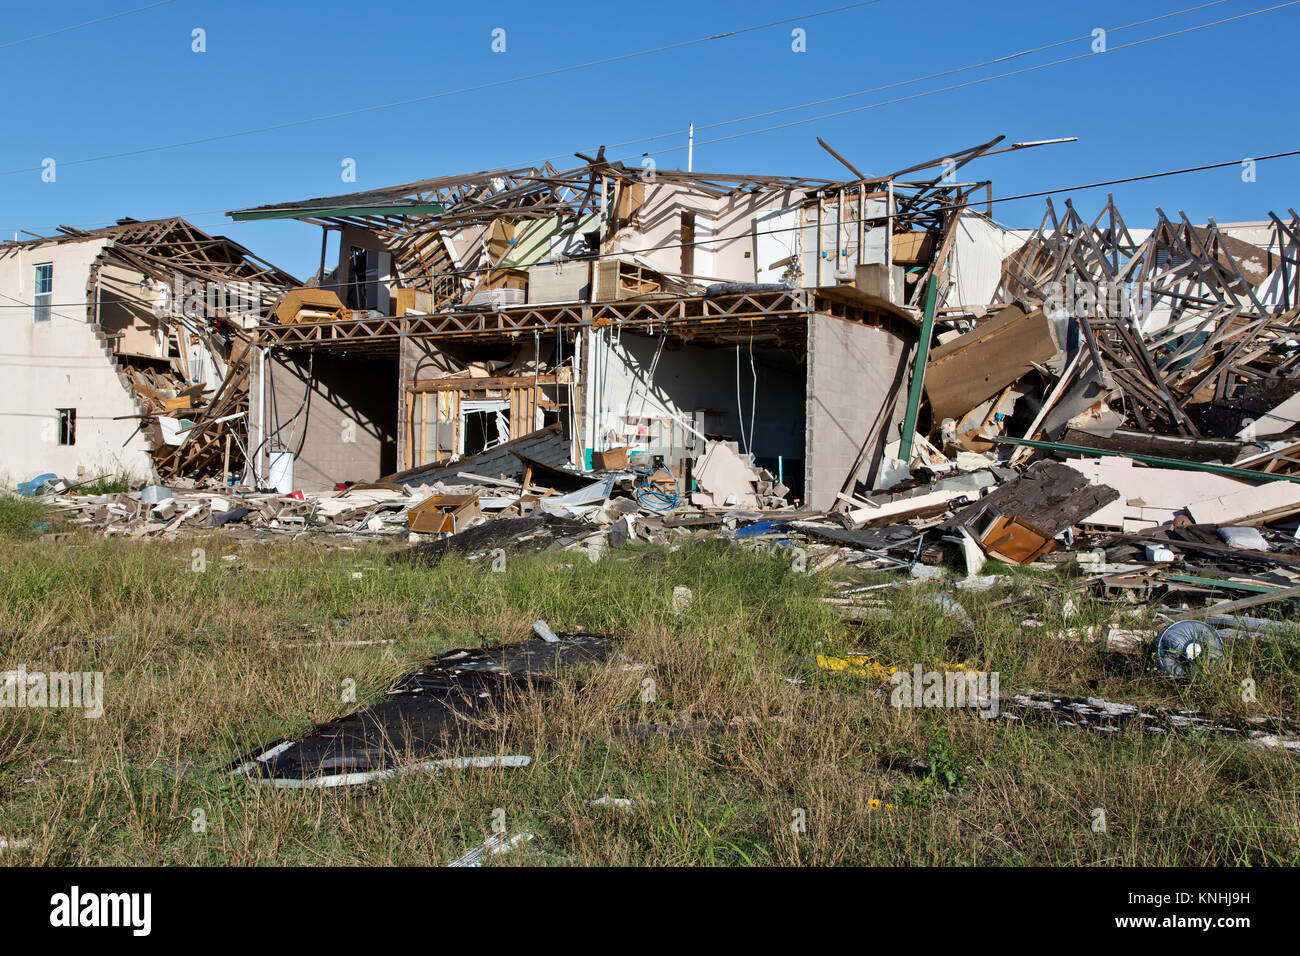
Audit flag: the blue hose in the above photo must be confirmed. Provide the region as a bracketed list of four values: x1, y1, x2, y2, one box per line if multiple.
[634, 466, 679, 512]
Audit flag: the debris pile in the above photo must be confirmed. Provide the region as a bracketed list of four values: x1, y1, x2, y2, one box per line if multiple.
[23, 198, 1300, 650]
[788, 199, 1300, 624]
[31, 422, 803, 543]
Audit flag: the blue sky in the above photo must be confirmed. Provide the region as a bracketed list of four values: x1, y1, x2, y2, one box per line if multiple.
[3, 0, 1297, 279]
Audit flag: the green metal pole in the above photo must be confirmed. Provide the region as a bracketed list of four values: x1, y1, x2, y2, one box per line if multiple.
[992, 436, 1300, 485]
[898, 273, 938, 463]
[1166, 573, 1282, 594]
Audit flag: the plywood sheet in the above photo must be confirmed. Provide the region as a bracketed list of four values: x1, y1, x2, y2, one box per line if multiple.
[924, 307, 1057, 422]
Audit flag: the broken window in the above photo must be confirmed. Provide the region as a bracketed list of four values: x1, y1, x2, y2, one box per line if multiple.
[33, 263, 52, 322]
[680, 210, 696, 276]
[460, 400, 509, 455]
[57, 408, 76, 445]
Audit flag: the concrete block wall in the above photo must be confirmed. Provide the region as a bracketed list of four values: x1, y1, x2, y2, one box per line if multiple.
[804, 313, 914, 510]
[262, 349, 397, 490]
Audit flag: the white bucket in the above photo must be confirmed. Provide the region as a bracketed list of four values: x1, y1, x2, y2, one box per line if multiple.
[268, 450, 295, 495]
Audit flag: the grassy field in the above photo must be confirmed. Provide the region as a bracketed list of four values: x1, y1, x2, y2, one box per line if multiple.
[1, 497, 1297, 866]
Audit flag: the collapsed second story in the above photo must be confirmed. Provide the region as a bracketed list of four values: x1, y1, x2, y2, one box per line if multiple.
[230, 139, 1026, 324]
[222, 137, 1091, 504]
[0, 217, 298, 484]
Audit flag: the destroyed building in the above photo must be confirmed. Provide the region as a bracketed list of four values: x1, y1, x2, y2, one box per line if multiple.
[19, 130, 1300, 555]
[23, 134, 1300, 647]
[229, 139, 1028, 507]
[0, 218, 298, 486]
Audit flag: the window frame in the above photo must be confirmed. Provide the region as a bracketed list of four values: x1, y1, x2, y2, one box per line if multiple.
[33, 262, 53, 323]
[56, 407, 76, 446]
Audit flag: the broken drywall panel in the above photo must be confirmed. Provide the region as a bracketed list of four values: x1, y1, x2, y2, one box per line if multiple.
[1185, 481, 1300, 527]
[1064, 457, 1253, 529]
[693, 441, 759, 510]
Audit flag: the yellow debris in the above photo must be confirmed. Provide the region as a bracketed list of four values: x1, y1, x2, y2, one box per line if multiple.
[815, 654, 976, 681]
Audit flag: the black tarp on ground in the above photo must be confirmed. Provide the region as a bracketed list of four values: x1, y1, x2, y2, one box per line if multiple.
[235, 633, 614, 785]
[393, 513, 593, 564]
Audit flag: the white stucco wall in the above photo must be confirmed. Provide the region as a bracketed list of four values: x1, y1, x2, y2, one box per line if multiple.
[946, 212, 1028, 310]
[0, 238, 157, 486]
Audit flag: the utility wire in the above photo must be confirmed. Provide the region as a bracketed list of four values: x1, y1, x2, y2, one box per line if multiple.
[946, 148, 1300, 214]
[1, 0, 1276, 233]
[0, 0, 177, 52]
[9, 146, 1300, 311]
[0, 0, 885, 176]
[6, 1, 1296, 271]
[626, 0, 1300, 160]
[568, 0, 1238, 158]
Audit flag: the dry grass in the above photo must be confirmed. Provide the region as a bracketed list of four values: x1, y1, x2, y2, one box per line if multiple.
[0, 527, 1296, 866]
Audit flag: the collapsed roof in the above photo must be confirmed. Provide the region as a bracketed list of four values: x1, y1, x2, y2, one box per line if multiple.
[229, 136, 1022, 308]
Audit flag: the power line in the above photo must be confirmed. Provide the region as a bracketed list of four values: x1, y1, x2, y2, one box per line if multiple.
[12, 147, 1299, 305]
[0, 0, 178, 52]
[0, 288, 104, 326]
[950, 148, 1300, 213]
[0, 0, 1277, 236]
[624, 0, 1300, 161]
[0, 0, 885, 177]
[567, 0, 1238, 159]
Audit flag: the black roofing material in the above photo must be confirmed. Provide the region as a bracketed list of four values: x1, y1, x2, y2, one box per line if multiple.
[383, 424, 577, 488]
[945, 460, 1119, 538]
[235, 633, 614, 785]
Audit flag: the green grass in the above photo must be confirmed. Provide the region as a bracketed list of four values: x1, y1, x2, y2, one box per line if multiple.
[73, 474, 133, 496]
[0, 528, 1296, 866]
[0, 496, 53, 540]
